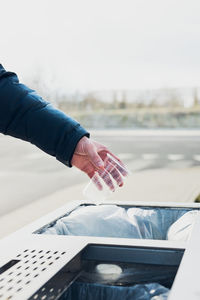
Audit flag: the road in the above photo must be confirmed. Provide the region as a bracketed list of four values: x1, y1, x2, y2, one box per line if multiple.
[1, 130, 200, 216]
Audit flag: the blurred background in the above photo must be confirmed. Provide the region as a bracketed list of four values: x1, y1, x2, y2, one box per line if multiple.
[2, 0, 200, 128]
[1, 0, 200, 237]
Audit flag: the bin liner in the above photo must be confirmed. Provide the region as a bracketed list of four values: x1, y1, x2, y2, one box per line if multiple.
[43, 205, 192, 240]
[62, 282, 169, 300]
[167, 210, 199, 241]
[44, 205, 162, 239]
[127, 207, 185, 240]
[45, 205, 144, 238]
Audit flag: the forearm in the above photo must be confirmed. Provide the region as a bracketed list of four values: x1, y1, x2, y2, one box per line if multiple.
[0, 65, 89, 166]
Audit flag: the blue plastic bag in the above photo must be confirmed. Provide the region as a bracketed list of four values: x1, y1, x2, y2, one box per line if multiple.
[62, 282, 169, 300]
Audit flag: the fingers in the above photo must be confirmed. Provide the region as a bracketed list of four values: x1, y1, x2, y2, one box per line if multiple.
[87, 163, 122, 192]
[72, 137, 128, 192]
[89, 148, 128, 190]
[96, 157, 124, 190]
[85, 162, 116, 192]
[87, 143, 105, 170]
[106, 161, 124, 187]
[84, 154, 126, 191]
[91, 172, 103, 191]
[98, 149, 128, 177]
[98, 168, 115, 191]
[106, 151, 129, 177]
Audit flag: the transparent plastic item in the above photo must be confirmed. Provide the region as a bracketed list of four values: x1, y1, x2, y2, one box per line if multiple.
[83, 153, 130, 202]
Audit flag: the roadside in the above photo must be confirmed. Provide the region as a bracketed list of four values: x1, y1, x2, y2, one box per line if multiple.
[68, 108, 200, 129]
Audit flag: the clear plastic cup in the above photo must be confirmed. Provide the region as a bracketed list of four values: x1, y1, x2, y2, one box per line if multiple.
[83, 153, 130, 203]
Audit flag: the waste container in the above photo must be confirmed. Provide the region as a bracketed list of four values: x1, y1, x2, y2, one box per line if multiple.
[28, 243, 183, 300]
[0, 200, 199, 300]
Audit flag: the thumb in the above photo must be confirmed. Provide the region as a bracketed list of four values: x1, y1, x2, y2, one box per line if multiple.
[87, 145, 104, 169]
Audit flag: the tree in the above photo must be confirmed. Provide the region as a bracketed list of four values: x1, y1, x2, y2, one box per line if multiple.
[193, 88, 199, 107]
[119, 90, 127, 109]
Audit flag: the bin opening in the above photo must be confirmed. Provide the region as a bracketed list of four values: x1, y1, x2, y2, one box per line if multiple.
[35, 204, 199, 241]
[29, 244, 183, 300]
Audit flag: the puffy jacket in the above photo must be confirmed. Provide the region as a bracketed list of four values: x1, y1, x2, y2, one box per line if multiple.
[0, 64, 89, 167]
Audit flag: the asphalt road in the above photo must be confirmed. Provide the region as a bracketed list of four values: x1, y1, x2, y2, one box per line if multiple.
[1, 130, 200, 216]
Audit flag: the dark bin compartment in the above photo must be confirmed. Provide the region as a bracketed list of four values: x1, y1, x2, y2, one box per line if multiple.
[35, 204, 199, 241]
[63, 281, 169, 300]
[29, 244, 183, 300]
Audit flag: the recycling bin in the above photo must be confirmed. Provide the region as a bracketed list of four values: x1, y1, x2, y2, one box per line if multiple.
[0, 200, 200, 300]
[28, 243, 183, 300]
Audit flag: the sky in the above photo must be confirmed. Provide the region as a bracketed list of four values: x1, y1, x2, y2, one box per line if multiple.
[1, 0, 200, 93]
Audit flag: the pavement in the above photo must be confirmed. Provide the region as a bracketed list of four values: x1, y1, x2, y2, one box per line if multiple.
[1, 166, 200, 238]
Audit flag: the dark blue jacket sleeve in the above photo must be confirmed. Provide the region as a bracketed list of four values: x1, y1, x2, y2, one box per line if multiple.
[0, 64, 89, 167]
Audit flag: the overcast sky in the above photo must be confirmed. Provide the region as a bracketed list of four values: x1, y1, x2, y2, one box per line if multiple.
[1, 0, 200, 92]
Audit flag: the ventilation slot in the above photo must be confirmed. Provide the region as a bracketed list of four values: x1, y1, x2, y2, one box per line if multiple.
[0, 249, 66, 299]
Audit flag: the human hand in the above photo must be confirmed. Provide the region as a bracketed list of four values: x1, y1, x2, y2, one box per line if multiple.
[71, 136, 127, 191]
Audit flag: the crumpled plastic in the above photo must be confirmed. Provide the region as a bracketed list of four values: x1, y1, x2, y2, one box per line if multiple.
[127, 207, 186, 240]
[167, 210, 199, 241]
[44, 205, 147, 238]
[62, 282, 169, 300]
[79, 262, 177, 288]
[43, 204, 195, 241]
[151, 291, 169, 300]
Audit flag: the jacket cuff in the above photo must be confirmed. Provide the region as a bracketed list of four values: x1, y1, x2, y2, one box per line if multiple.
[56, 125, 90, 167]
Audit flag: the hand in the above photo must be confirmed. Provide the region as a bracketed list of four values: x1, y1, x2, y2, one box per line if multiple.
[71, 136, 127, 190]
